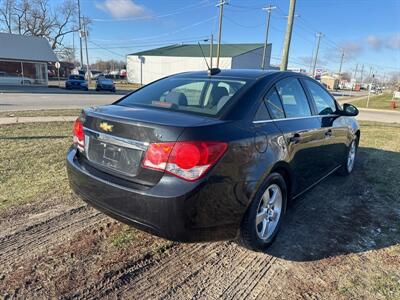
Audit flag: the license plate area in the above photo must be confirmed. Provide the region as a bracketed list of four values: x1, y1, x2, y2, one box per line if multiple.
[86, 135, 143, 177]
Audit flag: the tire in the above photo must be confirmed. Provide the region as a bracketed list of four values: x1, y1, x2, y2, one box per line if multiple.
[96, 88, 100, 92]
[238, 172, 287, 252]
[337, 137, 358, 176]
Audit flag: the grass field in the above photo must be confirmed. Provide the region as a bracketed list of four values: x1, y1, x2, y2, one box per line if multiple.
[0, 109, 82, 118]
[0, 122, 73, 209]
[1, 120, 399, 210]
[351, 92, 398, 110]
[0, 120, 399, 298]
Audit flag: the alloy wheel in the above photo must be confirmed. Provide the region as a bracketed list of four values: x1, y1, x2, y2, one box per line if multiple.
[347, 140, 356, 172]
[255, 184, 282, 240]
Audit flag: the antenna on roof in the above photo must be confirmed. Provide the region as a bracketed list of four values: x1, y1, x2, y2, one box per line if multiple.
[198, 42, 210, 70]
[198, 41, 221, 76]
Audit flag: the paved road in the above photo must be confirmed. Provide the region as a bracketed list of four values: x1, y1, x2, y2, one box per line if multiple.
[0, 92, 123, 111]
[357, 108, 400, 123]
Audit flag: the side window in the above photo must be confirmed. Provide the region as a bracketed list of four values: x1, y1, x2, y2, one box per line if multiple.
[265, 88, 285, 119]
[254, 101, 270, 121]
[304, 80, 337, 115]
[171, 82, 205, 106]
[276, 78, 311, 118]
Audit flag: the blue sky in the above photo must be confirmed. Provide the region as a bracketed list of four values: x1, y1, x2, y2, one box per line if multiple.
[73, 0, 399, 77]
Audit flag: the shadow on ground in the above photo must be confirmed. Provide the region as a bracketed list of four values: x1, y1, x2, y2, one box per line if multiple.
[267, 147, 400, 262]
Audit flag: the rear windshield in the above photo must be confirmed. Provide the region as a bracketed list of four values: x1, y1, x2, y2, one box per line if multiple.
[69, 75, 85, 80]
[116, 77, 252, 116]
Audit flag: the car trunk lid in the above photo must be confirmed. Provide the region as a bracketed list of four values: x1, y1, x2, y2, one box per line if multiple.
[80, 104, 223, 185]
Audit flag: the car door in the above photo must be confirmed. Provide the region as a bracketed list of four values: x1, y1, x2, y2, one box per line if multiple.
[302, 78, 348, 170]
[265, 77, 328, 195]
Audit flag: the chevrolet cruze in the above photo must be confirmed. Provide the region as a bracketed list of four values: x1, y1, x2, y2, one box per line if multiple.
[67, 69, 360, 252]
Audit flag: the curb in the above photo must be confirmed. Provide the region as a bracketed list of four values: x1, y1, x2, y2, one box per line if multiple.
[357, 108, 400, 114]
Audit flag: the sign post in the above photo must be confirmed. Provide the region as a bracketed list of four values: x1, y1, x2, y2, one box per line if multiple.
[55, 61, 61, 88]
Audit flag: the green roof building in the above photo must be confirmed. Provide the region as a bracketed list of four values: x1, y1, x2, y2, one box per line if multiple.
[127, 43, 271, 84]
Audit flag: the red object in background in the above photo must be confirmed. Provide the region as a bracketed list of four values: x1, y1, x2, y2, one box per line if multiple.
[390, 99, 398, 109]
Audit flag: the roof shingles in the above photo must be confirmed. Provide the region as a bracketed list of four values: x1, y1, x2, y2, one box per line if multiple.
[129, 43, 266, 58]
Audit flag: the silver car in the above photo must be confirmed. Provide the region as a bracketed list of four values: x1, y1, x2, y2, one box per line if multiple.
[95, 76, 116, 92]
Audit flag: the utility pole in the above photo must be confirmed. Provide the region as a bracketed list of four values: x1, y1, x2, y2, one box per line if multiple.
[261, 4, 276, 69]
[338, 50, 344, 78]
[77, 0, 84, 69]
[360, 64, 364, 84]
[311, 32, 323, 78]
[209, 33, 214, 69]
[216, 0, 226, 68]
[83, 19, 91, 86]
[280, 0, 296, 70]
[354, 63, 358, 82]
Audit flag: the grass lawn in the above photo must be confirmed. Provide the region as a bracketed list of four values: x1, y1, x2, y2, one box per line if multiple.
[1, 120, 399, 211]
[0, 109, 82, 118]
[0, 122, 73, 209]
[351, 92, 398, 110]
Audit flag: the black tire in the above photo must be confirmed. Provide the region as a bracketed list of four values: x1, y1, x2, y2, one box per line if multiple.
[238, 172, 287, 252]
[337, 137, 359, 176]
[96, 88, 100, 92]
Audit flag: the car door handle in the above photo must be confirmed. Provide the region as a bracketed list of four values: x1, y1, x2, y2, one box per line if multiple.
[325, 129, 333, 138]
[289, 133, 301, 144]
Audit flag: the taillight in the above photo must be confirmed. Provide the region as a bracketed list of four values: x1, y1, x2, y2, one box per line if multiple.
[142, 141, 228, 181]
[73, 118, 85, 149]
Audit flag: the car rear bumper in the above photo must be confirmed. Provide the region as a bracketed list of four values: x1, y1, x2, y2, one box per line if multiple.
[97, 85, 114, 90]
[66, 148, 239, 242]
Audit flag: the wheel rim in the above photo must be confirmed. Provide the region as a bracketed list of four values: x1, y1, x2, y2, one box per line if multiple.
[255, 184, 282, 240]
[347, 140, 356, 172]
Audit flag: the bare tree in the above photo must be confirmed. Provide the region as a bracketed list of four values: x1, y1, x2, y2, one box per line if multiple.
[0, 0, 81, 50]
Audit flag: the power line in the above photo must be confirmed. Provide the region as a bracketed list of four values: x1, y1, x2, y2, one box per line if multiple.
[92, 1, 213, 22]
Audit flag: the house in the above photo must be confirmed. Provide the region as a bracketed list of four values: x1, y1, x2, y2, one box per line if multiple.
[126, 43, 271, 85]
[0, 33, 58, 86]
[320, 74, 340, 90]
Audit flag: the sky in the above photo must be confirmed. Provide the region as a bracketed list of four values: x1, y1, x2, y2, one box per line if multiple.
[71, 0, 400, 77]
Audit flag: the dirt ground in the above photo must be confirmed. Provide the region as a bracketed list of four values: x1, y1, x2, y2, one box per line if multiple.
[0, 121, 399, 299]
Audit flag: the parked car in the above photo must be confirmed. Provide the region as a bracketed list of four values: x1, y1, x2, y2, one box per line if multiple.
[0, 71, 34, 85]
[67, 69, 360, 252]
[95, 76, 116, 92]
[65, 75, 88, 91]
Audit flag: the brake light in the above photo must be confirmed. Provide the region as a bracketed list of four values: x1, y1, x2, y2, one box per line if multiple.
[142, 141, 228, 181]
[73, 118, 85, 149]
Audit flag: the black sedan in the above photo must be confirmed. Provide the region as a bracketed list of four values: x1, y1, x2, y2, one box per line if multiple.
[65, 75, 88, 91]
[67, 69, 360, 252]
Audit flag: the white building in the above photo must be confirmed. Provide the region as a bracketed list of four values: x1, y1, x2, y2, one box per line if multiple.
[0, 33, 58, 86]
[127, 43, 271, 85]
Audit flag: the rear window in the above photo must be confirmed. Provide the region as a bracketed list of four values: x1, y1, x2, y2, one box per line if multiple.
[117, 77, 251, 116]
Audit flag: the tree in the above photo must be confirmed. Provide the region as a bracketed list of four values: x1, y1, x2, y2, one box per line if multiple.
[340, 72, 351, 82]
[90, 60, 126, 72]
[0, 0, 80, 50]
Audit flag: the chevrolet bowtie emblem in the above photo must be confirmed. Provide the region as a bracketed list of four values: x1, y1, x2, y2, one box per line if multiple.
[99, 122, 113, 132]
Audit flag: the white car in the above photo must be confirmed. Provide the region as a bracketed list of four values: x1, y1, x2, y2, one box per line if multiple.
[0, 71, 34, 85]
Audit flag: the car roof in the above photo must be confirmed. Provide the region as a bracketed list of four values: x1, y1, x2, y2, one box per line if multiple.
[172, 69, 284, 80]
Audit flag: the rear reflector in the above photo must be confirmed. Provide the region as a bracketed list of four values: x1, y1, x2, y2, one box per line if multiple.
[73, 118, 85, 149]
[142, 141, 228, 181]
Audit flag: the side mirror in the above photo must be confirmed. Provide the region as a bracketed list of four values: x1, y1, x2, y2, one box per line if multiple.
[341, 103, 359, 116]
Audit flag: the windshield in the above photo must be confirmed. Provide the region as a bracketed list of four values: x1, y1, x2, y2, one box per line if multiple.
[116, 77, 251, 116]
[69, 75, 85, 81]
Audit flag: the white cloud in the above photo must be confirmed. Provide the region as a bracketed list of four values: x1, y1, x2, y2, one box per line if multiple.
[96, 0, 149, 19]
[365, 35, 382, 51]
[386, 34, 400, 50]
